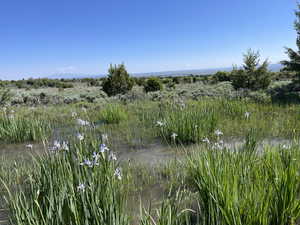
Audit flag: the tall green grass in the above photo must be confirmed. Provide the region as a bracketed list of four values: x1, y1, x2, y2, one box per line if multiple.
[99, 104, 128, 124]
[186, 143, 300, 225]
[151, 98, 300, 145]
[4, 138, 129, 225]
[0, 114, 51, 143]
[156, 103, 218, 144]
[140, 190, 193, 225]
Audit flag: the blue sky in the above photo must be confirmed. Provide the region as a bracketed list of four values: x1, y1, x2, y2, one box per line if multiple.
[0, 0, 298, 80]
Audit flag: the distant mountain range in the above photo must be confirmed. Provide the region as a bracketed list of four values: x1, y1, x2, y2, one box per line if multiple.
[47, 64, 283, 80]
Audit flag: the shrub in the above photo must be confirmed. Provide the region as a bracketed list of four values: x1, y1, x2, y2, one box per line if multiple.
[133, 77, 146, 86]
[144, 78, 163, 93]
[212, 71, 231, 82]
[231, 49, 272, 90]
[102, 64, 134, 96]
[173, 77, 181, 84]
[0, 89, 12, 105]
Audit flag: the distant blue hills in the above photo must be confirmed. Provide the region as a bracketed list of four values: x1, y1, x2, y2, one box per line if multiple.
[47, 63, 283, 80]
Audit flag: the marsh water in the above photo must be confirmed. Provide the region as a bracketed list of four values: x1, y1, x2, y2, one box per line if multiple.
[0, 127, 295, 225]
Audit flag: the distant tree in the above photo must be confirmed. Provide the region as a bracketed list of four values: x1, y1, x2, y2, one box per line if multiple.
[144, 77, 163, 92]
[172, 77, 181, 84]
[281, 4, 300, 81]
[102, 64, 134, 96]
[213, 71, 231, 82]
[231, 49, 271, 90]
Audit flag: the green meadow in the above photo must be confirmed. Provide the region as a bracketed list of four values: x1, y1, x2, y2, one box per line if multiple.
[1, 96, 300, 225]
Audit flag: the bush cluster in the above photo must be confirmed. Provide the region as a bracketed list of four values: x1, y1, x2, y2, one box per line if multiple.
[12, 78, 74, 89]
[143, 77, 163, 92]
[102, 64, 134, 96]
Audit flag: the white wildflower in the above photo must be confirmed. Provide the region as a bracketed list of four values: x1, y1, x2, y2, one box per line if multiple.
[53, 140, 61, 149]
[202, 137, 210, 144]
[61, 141, 69, 151]
[92, 151, 99, 160]
[71, 112, 78, 118]
[282, 144, 289, 150]
[80, 159, 93, 167]
[114, 168, 122, 180]
[171, 133, 178, 141]
[77, 183, 86, 192]
[109, 152, 117, 161]
[214, 129, 223, 137]
[99, 144, 109, 153]
[92, 152, 100, 165]
[213, 142, 223, 150]
[156, 121, 165, 127]
[101, 134, 108, 143]
[25, 144, 33, 149]
[77, 133, 84, 141]
[245, 112, 250, 119]
[49, 140, 61, 152]
[76, 118, 90, 126]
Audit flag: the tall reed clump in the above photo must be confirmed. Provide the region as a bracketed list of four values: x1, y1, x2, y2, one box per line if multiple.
[4, 137, 129, 225]
[0, 113, 51, 143]
[155, 103, 218, 144]
[140, 190, 193, 225]
[186, 143, 300, 225]
[100, 104, 128, 124]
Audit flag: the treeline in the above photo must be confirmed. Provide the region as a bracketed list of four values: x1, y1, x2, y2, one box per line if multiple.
[0, 68, 294, 90]
[0, 78, 74, 89]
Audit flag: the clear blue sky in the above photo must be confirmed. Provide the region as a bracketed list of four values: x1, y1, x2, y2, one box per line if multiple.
[0, 0, 298, 80]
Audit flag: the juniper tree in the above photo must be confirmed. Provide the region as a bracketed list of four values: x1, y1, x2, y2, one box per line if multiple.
[281, 4, 300, 79]
[102, 64, 134, 96]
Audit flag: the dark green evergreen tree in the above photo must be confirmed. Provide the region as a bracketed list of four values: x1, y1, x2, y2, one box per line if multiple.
[102, 64, 134, 96]
[231, 49, 271, 90]
[281, 4, 300, 79]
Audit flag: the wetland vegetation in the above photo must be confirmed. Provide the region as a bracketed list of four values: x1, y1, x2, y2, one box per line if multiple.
[2, 3, 300, 225]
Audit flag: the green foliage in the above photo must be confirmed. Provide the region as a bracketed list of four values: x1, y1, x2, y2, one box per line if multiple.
[133, 77, 146, 86]
[186, 144, 300, 225]
[0, 88, 12, 106]
[100, 104, 128, 124]
[156, 103, 218, 144]
[102, 64, 134, 96]
[0, 113, 51, 142]
[172, 77, 181, 84]
[5, 138, 129, 225]
[144, 78, 163, 93]
[12, 78, 74, 89]
[140, 191, 192, 225]
[80, 78, 101, 86]
[231, 49, 272, 90]
[281, 3, 300, 80]
[212, 71, 231, 82]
